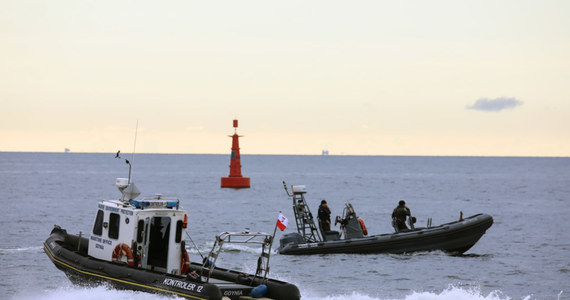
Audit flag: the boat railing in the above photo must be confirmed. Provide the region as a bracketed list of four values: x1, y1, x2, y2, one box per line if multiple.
[200, 231, 273, 283]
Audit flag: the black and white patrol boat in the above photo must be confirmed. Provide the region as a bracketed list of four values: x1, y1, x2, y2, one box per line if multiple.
[278, 183, 493, 255]
[44, 157, 300, 300]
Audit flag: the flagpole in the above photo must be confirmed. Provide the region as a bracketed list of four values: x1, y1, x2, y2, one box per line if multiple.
[269, 211, 280, 253]
[263, 211, 281, 282]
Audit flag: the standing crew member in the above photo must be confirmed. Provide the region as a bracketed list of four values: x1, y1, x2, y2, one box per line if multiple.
[392, 200, 411, 231]
[318, 200, 332, 232]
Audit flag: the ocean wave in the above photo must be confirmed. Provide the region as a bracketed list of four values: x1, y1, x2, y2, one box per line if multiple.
[0, 246, 44, 254]
[10, 285, 184, 300]
[301, 286, 538, 300]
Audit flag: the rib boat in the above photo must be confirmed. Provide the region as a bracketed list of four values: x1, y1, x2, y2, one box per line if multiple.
[278, 183, 493, 255]
[44, 157, 300, 300]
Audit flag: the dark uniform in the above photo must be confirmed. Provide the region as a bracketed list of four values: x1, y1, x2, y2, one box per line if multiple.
[318, 200, 332, 232]
[392, 200, 411, 231]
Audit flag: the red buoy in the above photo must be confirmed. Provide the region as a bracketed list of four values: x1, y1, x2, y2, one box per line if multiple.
[221, 119, 250, 188]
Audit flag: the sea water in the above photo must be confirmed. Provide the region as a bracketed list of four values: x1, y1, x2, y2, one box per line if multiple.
[1, 153, 568, 300]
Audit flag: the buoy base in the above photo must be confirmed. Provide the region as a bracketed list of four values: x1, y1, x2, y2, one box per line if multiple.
[221, 177, 251, 188]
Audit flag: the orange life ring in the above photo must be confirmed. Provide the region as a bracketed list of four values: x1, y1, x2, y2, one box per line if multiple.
[180, 248, 190, 275]
[359, 218, 368, 235]
[112, 243, 135, 267]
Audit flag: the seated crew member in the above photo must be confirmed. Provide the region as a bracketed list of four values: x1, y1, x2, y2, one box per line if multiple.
[392, 200, 411, 231]
[318, 200, 332, 232]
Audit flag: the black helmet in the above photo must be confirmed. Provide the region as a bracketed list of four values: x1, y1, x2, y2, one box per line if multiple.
[399, 200, 406, 206]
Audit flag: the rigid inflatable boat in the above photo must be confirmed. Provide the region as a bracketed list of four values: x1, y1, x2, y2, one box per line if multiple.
[44, 157, 300, 300]
[278, 183, 493, 255]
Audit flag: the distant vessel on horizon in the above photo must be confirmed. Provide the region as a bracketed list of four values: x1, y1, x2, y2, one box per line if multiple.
[321, 150, 329, 156]
[64, 148, 70, 153]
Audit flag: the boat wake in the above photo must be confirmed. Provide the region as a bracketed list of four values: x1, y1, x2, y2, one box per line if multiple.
[11, 285, 547, 300]
[187, 242, 263, 255]
[11, 285, 184, 300]
[301, 286, 540, 300]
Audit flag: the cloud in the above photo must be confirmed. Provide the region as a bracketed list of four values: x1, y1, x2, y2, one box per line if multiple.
[467, 97, 524, 112]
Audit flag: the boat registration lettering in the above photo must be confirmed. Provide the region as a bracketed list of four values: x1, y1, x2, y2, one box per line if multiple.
[90, 235, 113, 250]
[224, 290, 243, 296]
[163, 278, 203, 292]
[90, 235, 112, 245]
[120, 208, 133, 216]
[105, 206, 120, 213]
[298, 243, 318, 248]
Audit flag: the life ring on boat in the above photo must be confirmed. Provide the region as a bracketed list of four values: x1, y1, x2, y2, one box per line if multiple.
[359, 218, 368, 235]
[112, 243, 135, 267]
[180, 247, 190, 275]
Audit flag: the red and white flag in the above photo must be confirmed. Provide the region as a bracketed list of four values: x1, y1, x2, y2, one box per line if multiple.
[276, 213, 289, 231]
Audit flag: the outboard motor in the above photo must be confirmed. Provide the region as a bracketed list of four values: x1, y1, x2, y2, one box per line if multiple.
[280, 232, 305, 248]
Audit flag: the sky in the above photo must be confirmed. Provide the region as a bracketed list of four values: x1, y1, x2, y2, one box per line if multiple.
[1, 0, 569, 156]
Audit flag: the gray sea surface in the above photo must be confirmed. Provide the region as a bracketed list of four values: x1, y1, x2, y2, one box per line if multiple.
[1, 152, 568, 300]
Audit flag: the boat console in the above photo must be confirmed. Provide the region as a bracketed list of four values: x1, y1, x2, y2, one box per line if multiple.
[335, 203, 367, 239]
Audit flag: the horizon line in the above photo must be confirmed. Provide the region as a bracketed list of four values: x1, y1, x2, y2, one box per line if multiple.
[1, 150, 568, 159]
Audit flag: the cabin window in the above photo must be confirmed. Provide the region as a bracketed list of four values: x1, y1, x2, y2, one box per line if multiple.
[175, 220, 183, 243]
[137, 220, 145, 243]
[144, 222, 149, 244]
[92, 210, 104, 236]
[109, 213, 120, 239]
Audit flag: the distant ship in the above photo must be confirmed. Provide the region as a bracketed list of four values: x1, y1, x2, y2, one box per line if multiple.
[64, 148, 70, 153]
[321, 150, 329, 156]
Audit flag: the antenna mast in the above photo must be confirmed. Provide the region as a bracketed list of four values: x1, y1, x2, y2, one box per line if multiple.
[130, 120, 139, 184]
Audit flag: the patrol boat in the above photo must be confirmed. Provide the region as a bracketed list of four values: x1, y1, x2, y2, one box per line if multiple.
[43, 158, 300, 300]
[278, 183, 493, 255]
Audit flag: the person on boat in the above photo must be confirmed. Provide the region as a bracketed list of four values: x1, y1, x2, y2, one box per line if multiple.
[392, 200, 411, 231]
[318, 200, 332, 232]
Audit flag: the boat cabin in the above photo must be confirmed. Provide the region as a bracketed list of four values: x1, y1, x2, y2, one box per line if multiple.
[87, 178, 188, 275]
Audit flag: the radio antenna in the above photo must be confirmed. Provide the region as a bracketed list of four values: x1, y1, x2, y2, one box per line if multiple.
[130, 120, 139, 184]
